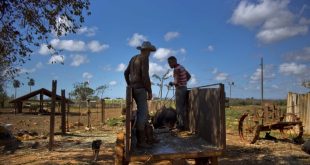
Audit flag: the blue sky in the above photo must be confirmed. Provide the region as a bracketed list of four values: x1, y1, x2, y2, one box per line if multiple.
[8, 0, 310, 99]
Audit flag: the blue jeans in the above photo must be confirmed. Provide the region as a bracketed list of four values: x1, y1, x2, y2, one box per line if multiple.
[133, 88, 149, 131]
[175, 86, 187, 129]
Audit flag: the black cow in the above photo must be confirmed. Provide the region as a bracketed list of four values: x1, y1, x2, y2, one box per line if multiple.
[152, 106, 177, 129]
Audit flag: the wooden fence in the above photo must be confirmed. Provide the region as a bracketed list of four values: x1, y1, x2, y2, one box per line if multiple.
[287, 92, 310, 134]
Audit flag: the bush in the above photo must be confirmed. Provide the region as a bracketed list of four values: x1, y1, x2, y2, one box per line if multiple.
[106, 117, 124, 127]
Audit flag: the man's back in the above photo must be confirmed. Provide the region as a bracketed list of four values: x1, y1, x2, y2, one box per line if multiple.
[124, 54, 151, 93]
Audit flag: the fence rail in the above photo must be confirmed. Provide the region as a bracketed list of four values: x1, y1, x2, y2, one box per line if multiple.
[287, 92, 310, 134]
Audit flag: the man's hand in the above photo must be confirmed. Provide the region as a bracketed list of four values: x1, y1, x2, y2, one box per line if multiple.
[147, 92, 152, 100]
[169, 82, 174, 86]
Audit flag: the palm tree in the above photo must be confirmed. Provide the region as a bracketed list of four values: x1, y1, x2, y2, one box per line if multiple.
[152, 70, 171, 99]
[28, 78, 35, 93]
[13, 80, 20, 99]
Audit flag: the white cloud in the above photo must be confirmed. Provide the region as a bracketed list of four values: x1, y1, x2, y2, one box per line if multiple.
[256, 25, 308, 43]
[189, 74, 197, 86]
[285, 46, 310, 62]
[128, 33, 147, 47]
[109, 81, 117, 86]
[116, 63, 126, 72]
[88, 40, 109, 52]
[38, 44, 55, 55]
[36, 62, 43, 68]
[53, 15, 73, 36]
[250, 68, 262, 82]
[50, 39, 109, 53]
[230, 0, 289, 27]
[153, 48, 174, 61]
[212, 68, 218, 74]
[48, 55, 65, 64]
[279, 62, 307, 75]
[70, 54, 89, 67]
[215, 72, 229, 81]
[207, 45, 214, 52]
[51, 39, 86, 52]
[230, 0, 309, 43]
[212, 68, 230, 81]
[250, 65, 276, 83]
[82, 72, 93, 79]
[300, 17, 310, 25]
[178, 48, 186, 54]
[164, 32, 180, 41]
[149, 62, 168, 76]
[272, 84, 279, 89]
[103, 65, 112, 71]
[77, 26, 97, 36]
[17, 62, 43, 74]
[17, 67, 36, 74]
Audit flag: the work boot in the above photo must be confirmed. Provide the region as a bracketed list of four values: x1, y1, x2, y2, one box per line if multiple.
[136, 129, 152, 148]
[145, 124, 160, 144]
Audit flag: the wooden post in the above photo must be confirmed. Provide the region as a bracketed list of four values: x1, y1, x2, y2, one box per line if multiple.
[61, 89, 66, 135]
[101, 99, 105, 125]
[125, 87, 133, 160]
[78, 102, 81, 128]
[96, 101, 99, 120]
[87, 99, 91, 130]
[66, 96, 70, 132]
[17, 102, 23, 113]
[40, 93, 43, 112]
[49, 80, 57, 151]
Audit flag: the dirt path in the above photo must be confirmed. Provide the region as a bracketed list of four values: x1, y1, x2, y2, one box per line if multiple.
[220, 130, 310, 165]
[0, 129, 119, 165]
[1, 112, 310, 164]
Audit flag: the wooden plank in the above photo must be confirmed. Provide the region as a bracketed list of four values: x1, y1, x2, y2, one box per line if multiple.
[125, 86, 132, 160]
[49, 80, 57, 151]
[129, 149, 223, 162]
[66, 96, 70, 132]
[187, 84, 226, 148]
[219, 84, 226, 149]
[188, 88, 199, 133]
[61, 89, 66, 134]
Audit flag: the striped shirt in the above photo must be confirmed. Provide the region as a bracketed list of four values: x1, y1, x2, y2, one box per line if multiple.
[173, 64, 188, 87]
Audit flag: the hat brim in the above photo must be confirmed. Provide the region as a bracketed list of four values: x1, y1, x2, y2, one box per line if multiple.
[137, 46, 156, 52]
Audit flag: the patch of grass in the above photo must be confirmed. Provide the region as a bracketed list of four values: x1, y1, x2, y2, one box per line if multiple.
[106, 117, 125, 127]
[225, 107, 253, 131]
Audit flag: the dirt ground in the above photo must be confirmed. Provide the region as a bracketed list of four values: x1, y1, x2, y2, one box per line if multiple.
[0, 108, 309, 165]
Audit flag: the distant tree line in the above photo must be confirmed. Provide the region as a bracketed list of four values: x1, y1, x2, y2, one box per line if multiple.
[228, 98, 287, 106]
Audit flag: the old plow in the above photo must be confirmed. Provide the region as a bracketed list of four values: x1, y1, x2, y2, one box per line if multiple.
[238, 104, 303, 144]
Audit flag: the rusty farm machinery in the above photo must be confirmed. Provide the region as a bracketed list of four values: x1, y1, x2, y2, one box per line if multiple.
[238, 104, 303, 144]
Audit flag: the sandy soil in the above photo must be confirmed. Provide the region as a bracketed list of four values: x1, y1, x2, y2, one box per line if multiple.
[0, 108, 309, 165]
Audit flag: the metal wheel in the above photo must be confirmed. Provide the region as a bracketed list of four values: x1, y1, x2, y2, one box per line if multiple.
[238, 113, 260, 144]
[280, 113, 303, 141]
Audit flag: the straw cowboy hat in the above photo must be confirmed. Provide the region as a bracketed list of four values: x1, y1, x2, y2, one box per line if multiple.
[137, 41, 156, 52]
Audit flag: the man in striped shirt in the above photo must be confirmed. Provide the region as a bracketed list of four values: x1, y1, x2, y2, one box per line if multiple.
[168, 56, 191, 131]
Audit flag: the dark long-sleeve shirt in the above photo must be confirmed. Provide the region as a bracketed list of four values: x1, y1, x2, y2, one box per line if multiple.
[124, 54, 152, 94]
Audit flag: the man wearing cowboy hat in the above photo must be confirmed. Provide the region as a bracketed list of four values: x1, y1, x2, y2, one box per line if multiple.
[124, 41, 156, 148]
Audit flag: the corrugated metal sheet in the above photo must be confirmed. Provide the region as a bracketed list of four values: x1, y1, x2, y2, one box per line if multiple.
[287, 92, 310, 134]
